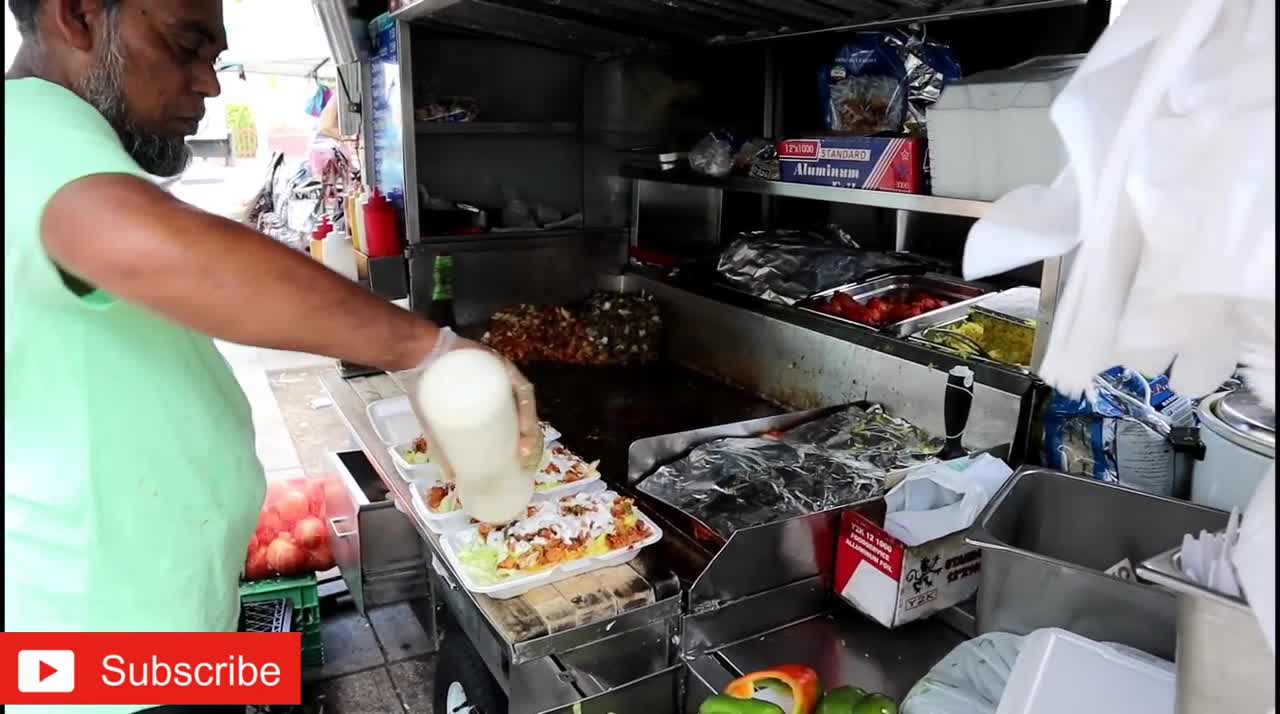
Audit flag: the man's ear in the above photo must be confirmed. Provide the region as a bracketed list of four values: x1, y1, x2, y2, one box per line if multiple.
[48, 0, 111, 53]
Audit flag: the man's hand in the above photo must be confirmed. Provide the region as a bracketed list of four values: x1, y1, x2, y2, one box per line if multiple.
[395, 328, 543, 481]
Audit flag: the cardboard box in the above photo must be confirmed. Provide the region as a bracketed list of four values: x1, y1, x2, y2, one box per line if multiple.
[778, 136, 924, 193]
[834, 508, 982, 628]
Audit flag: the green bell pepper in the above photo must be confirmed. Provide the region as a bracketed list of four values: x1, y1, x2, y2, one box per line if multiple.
[849, 694, 897, 714]
[816, 686, 868, 714]
[699, 694, 786, 714]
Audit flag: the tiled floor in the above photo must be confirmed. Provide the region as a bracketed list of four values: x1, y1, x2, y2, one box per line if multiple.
[220, 343, 442, 712]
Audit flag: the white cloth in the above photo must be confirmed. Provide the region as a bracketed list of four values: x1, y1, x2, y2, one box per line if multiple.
[961, 0, 1276, 694]
[962, 0, 1275, 403]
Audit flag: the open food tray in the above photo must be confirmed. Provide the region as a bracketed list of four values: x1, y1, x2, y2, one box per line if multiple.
[367, 395, 420, 446]
[408, 477, 471, 534]
[438, 507, 664, 599]
[389, 442, 445, 481]
[799, 273, 991, 338]
[410, 475, 608, 534]
[907, 315, 1033, 373]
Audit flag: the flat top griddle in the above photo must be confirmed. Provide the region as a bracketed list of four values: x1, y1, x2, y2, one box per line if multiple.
[522, 363, 783, 480]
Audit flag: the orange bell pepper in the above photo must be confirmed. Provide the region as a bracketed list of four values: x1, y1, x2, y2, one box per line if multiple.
[724, 665, 822, 714]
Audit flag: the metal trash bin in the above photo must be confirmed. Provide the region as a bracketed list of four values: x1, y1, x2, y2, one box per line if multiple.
[966, 467, 1228, 659]
[1138, 546, 1276, 714]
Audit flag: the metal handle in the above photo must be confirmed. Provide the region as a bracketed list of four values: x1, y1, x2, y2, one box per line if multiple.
[431, 556, 460, 591]
[938, 365, 974, 460]
[329, 516, 358, 539]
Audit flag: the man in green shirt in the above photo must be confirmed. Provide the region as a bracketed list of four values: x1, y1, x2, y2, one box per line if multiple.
[4, 1, 540, 711]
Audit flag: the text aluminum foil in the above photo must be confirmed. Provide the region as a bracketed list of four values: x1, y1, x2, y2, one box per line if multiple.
[638, 405, 942, 538]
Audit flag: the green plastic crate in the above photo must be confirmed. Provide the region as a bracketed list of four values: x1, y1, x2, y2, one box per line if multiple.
[302, 643, 325, 670]
[301, 625, 322, 652]
[240, 575, 320, 629]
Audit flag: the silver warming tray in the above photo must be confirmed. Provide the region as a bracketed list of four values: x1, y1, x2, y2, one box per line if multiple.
[799, 273, 992, 338]
[908, 315, 1034, 374]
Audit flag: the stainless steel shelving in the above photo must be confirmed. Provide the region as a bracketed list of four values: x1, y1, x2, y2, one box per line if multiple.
[621, 166, 991, 219]
[415, 121, 580, 135]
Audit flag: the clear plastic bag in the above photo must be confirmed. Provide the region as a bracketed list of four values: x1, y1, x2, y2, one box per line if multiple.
[689, 132, 735, 177]
[244, 477, 338, 581]
[901, 632, 1024, 714]
[827, 74, 906, 135]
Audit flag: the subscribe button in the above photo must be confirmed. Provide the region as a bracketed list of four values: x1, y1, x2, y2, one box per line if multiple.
[0, 633, 301, 705]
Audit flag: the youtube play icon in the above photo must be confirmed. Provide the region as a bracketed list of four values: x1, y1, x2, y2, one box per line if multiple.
[18, 650, 76, 693]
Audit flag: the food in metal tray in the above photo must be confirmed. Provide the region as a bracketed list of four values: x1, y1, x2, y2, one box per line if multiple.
[814, 289, 950, 327]
[454, 490, 652, 583]
[534, 443, 600, 492]
[482, 291, 662, 366]
[919, 317, 1032, 366]
[639, 405, 940, 538]
[969, 310, 1035, 366]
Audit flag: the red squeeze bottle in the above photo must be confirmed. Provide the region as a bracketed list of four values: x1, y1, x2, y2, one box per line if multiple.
[362, 190, 402, 258]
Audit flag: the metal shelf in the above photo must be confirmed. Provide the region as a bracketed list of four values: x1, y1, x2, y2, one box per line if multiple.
[415, 121, 580, 135]
[390, 0, 1085, 54]
[409, 226, 625, 251]
[621, 166, 991, 219]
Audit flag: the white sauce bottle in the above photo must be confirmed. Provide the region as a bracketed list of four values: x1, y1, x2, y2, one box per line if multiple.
[415, 349, 533, 523]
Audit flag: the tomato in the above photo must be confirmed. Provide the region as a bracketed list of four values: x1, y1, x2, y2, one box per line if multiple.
[264, 479, 292, 507]
[292, 516, 326, 549]
[306, 543, 335, 572]
[245, 547, 271, 581]
[305, 479, 327, 514]
[266, 536, 307, 575]
[274, 489, 310, 525]
[831, 292, 859, 314]
[259, 511, 285, 537]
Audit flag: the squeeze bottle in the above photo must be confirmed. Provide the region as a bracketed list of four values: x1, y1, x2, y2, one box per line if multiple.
[323, 228, 359, 282]
[415, 350, 533, 523]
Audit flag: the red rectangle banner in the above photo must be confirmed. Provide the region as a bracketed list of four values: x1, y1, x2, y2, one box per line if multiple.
[0, 632, 302, 706]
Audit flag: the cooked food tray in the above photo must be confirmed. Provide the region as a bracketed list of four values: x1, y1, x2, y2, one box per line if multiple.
[908, 316, 1033, 373]
[438, 491, 664, 599]
[800, 274, 991, 337]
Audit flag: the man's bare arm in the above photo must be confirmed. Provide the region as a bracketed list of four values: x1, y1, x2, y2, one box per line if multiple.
[42, 173, 438, 372]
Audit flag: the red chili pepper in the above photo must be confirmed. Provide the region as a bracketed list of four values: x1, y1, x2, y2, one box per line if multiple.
[724, 665, 822, 714]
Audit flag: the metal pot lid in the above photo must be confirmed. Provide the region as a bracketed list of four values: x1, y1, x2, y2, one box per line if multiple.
[1211, 390, 1275, 451]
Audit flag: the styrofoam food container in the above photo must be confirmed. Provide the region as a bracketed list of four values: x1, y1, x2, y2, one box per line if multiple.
[439, 504, 664, 599]
[408, 477, 472, 534]
[388, 441, 443, 481]
[996, 628, 1174, 714]
[366, 395, 419, 446]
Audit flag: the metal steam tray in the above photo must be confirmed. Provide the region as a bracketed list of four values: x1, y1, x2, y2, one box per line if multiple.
[907, 315, 1033, 374]
[799, 273, 992, 338]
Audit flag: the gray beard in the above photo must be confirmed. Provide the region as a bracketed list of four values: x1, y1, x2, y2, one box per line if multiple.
[77, 23, 192, 178]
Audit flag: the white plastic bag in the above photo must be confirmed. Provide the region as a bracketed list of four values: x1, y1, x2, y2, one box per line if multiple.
[883, 454, 1014, 546]
[902, 632, 1024, 714]
[1233, 466, 1276, 656]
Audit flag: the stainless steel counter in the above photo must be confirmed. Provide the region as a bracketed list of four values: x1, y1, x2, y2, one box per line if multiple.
[714, 610, 967, 702]
[320, 371, 692, 714]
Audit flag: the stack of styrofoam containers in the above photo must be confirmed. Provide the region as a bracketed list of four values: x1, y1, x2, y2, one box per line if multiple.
[927, 55, 1084, 201]
[995, 628, 1176, 714]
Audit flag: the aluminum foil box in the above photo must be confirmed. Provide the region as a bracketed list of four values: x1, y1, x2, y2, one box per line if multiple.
[835, 509, 981, 628]
[778, 136, 924, 193]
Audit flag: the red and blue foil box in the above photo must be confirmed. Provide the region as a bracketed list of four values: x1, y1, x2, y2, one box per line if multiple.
[778, 136, 924, 194]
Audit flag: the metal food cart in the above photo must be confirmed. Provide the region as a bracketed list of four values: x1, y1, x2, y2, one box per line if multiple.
[311, 0, 1112, 710]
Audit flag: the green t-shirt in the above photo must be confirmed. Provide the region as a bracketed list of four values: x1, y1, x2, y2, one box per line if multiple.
[4, 79, 265, 656]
